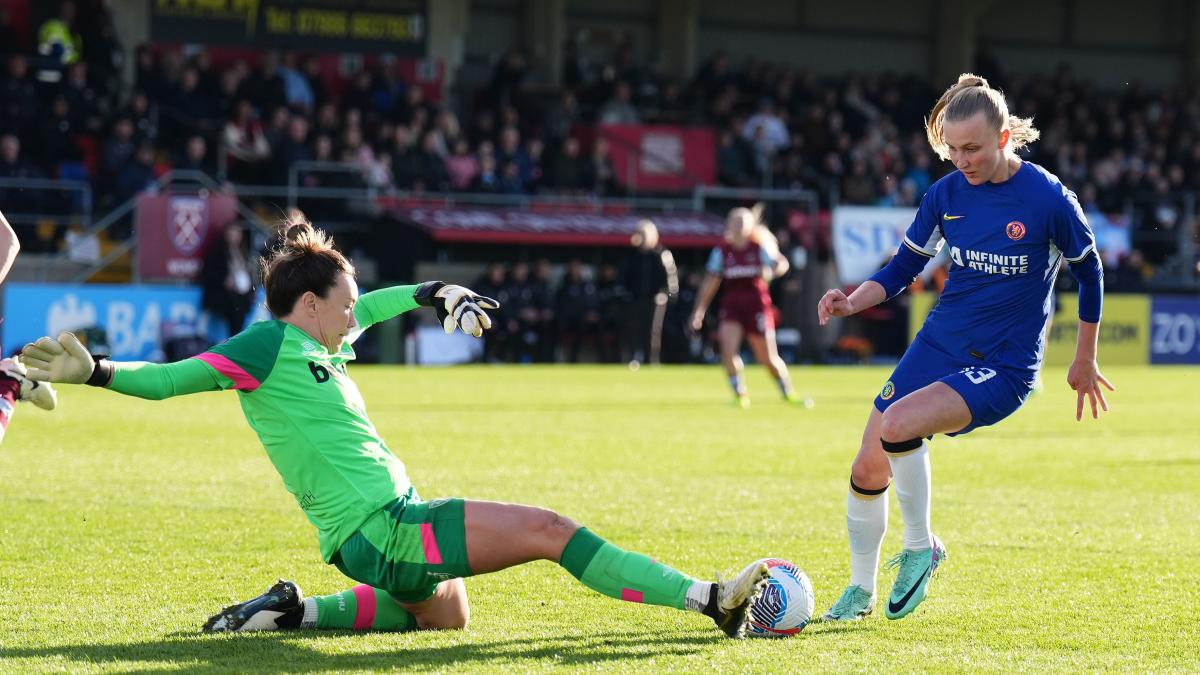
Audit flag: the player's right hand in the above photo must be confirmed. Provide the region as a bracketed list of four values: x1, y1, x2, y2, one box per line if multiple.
[817, 289, 855, 326]
[689, 310, 705, 332]
[20, 332, 96, 384]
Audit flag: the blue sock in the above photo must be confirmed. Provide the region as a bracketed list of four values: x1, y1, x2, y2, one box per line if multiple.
[728, 374, 745, 396]
[776, 376, 793, 397]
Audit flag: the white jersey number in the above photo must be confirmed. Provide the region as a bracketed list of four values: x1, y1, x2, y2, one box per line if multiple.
[960, 367, 997, 385]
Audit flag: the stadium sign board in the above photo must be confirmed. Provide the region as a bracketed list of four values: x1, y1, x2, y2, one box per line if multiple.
[1150, 296, 1200, 364]
[2, 283, 204, 361]
[150, 0, 426, 55]
[832, 205, 943, 285]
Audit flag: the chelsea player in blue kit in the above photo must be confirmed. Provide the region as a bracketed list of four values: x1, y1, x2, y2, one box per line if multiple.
[817, 74, 1115, 621]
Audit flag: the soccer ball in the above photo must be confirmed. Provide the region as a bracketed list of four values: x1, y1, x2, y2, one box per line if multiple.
[747, 558, 814, 638]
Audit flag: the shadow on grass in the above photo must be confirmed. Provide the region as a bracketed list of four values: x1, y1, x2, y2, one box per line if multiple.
[3, 628, 725, 673]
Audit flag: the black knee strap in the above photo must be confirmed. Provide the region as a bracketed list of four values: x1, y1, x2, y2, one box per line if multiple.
[849, 477, 888, 496]
[880, 437, 923, 454]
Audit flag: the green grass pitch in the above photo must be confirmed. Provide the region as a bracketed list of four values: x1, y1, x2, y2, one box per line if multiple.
[1, 364, 1197, 672]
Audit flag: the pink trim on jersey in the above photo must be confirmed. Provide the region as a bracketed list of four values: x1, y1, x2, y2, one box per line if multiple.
[420, 523, 443, 564]
[621, 588, 644, 603]
[192, 353, 260, 391]
[352, 584, 377, 630]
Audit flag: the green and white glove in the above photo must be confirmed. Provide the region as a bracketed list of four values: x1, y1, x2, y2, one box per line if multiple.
[414, 281, 501, 338]
[20, 332, 113, 386]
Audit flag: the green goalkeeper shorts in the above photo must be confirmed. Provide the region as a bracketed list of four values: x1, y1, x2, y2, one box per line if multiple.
[332, 488, 471, 603]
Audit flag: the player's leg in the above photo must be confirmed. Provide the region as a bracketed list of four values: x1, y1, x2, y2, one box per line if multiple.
[718, 320, 748, 406]
[823, 405, 889, 621]
[879, 381, 969, 554]
[204, 577, 441, 633]
[876, 381, 967, 619]
[745, 326, 798, 402]
[206, 496, 460, 634]
[649, 291, 668, 365]
[461, 499, 769, 637]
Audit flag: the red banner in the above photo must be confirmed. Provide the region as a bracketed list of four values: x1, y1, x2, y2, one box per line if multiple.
[393, 206, 724, 247]
[595, 125, 716, 192]
[136, 194, 238, 281]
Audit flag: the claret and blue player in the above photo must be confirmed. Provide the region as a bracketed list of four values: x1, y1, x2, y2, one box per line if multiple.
[690, 206, 806, 408]
[0, 209, 57, 443]
[21, 215, 771, 638]
[817, 73, 1114, 622]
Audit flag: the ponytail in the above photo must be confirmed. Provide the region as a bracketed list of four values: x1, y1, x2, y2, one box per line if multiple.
[925, 73, 1039, 160]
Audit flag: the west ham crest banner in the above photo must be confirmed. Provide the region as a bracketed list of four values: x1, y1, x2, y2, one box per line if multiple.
[136, 193, 238, 281]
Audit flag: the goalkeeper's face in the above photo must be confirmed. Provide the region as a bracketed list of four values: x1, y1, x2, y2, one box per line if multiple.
[311, 272, 359, 352]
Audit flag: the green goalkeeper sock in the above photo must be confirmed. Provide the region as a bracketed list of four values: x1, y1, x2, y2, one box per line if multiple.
[303, 585, 418, 631]
[558, 527, 712, 612]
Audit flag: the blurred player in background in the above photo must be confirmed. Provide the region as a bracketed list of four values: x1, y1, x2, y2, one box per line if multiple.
[0, 209, 56, 445]
[690, 206, 802, 407]
[624, 219, 678, 366]
[817, 74, 1113, 622]
[22, 214, 770, 639]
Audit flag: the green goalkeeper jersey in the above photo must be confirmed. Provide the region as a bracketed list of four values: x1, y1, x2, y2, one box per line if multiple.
[107, 285, 422, 562]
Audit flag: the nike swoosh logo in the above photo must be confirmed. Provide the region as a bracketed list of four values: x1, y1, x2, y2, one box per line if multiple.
[943, 215, 965, 220]
[888, 565, 931, 614]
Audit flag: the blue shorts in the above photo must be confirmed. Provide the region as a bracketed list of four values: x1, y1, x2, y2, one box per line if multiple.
[874, 335, 1035, 436]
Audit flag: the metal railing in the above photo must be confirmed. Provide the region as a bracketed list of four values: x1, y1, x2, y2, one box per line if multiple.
[0, 177, 92, 228]
[33, 170, 276, 283]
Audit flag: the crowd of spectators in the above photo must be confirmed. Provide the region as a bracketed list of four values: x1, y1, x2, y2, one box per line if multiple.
[0, 3, 1189, 284]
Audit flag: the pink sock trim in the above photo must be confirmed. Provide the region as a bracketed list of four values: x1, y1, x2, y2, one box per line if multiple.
[621, 588, 644, 603]
[351, 584, 377, 630]
[420, 523, 443, 564]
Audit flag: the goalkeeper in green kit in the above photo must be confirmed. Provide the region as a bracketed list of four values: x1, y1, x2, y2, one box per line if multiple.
[21, 216, 768, 638]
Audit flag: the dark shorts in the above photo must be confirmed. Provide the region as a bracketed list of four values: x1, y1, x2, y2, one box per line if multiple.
[332, 488, 472, 603]
[874, 334, 1035, 436]
[718, 297, 774, 335]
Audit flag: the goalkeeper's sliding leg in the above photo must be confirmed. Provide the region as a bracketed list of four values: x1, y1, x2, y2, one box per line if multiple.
[205, 498, 770, 638]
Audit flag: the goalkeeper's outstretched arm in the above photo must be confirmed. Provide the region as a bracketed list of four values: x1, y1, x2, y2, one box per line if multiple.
[22, 332, 223, 400]
[351, 282, 501, 340]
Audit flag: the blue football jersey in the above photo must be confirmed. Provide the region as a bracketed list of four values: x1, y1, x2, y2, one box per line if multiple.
[899, 162, 1096, 373]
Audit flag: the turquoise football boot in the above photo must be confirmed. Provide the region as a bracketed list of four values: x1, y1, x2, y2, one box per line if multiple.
[820, 584, 874, 621]
[884, 535, 947, 620]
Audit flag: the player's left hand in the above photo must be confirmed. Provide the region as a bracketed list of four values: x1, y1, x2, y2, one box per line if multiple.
[414, 281, 500, 338]
[1066, 358, 1115, 421]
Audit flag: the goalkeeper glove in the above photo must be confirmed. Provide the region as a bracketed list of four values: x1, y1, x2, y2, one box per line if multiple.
[414, 281, 500, 338]
[20, 332, 114, 386]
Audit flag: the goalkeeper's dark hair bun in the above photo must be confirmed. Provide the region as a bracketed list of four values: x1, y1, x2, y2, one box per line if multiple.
[260, 210, 355, 317]
[280, 210, 324, 253]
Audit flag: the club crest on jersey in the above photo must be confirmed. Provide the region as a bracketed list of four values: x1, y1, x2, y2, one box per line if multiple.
[880, 381, 895, 400]
[1006, 220, 1026, 241]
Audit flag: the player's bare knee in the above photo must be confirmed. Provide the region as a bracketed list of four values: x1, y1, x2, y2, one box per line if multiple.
[878, 408, 909, 443]
[525, 508, 578, 553]
[850, 457, 888, 491]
